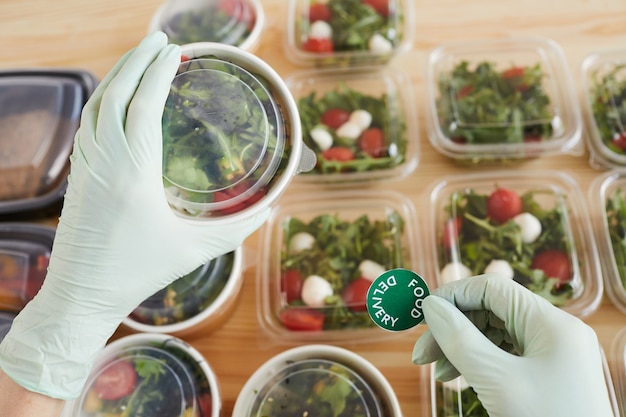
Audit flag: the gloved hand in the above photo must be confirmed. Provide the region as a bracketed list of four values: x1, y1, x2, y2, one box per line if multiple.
[0, 32, 268, 400]
[412, 274, 615, 417]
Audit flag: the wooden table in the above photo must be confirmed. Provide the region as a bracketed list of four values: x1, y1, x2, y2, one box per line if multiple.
[2, 0, 626, 415]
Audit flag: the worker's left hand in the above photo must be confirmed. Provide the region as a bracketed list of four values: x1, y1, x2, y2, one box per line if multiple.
[0, 32, 268, 400]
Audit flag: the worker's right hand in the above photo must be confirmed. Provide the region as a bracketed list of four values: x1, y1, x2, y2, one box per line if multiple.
[412, 274, 615, 417]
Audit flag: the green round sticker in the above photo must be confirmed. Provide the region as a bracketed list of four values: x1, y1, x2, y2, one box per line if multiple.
[366, 268, 430, 331]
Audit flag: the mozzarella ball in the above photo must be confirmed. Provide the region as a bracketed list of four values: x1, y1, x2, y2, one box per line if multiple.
[368, 33, 393, 53]
[358, 259, 386, 281]
[301, 275, 334, 307]
[440, 262, 472, 285]
[289, 232, 315, 253]
[512, 212, 542, 243]
[335, 121, 362, 140]
[349, 110, 372, 131]
[484, 259, 514, 279]
[310, 126, 333, 151]
[308, 20, 332, 39]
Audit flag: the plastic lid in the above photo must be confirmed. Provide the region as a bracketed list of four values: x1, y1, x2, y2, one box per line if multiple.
[79, 345, 196, 416]
[0, 75, 83, 202]
[0, 223, 53, 312]
[160, 0, 255, 46]
[249, 359, 383, 417]
[0, 312, 16, 342]
[162, 58, 284, 216]
[129, 253, 232, 326]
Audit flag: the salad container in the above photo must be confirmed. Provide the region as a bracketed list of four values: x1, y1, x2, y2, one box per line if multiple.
[256, 189, 424, 345]
[0, 222, 54, 313]
[284, 0, 415, 68]
[62, 333, 220, 417]
[425, 170, 602, 318]
[0, 311, 16, 342]
[425, 37, 582, 164]
[162, 42, 315, 222]
[232, 344, 406, 417]
[581, 48, 626, 170]
[284, 66, 419, 184]
[122, 246, 244, 337]
[0, 69, 97, 216]
[149, 0, 265, 52]
[589, 170, 626, 314]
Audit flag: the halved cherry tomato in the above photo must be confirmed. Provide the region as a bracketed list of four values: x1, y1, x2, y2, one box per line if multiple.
[302, 37, 334, 53]
[93, 360, 137, 401]
[342, 277, 372, 312]
[197, 393, 213, 417]
[501, 66, 525, 79]
[279, 308, 325, 331]
[321, 108, 350, 129]
[441, 216, 463, 250]
[281, 269, 303, 304]
[322, 147, 355, 161]
[455, 85, 473, 99]
[612, 132, 626, 150]
[486, 188, 522, 224]
[213, 180, 266, 215]
[531, 249, 571, 287]
[362, 0, 390, 16]
[358, 127, 386, 157]
[309, 3, 332, 21]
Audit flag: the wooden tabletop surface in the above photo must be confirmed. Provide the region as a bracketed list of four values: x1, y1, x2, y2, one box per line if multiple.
[2, 0, 626, 415]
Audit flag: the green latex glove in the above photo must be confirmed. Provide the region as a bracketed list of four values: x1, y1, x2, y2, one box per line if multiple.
[412, 274, 614, 417]
[0, 32, 268, 400]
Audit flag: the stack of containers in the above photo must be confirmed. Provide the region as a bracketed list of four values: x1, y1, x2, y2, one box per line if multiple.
[238, 1, 426, 416]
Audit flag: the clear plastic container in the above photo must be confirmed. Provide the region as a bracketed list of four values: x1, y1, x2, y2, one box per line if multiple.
[62, 333, 221, 417]
[581, 48, 626, 169]
[425, 37, 582, 164]
[0, 222, 54, 312]
[122, 247, 243, 337]
[425, 170, 602, 318]
[256, 189, 425, 345]
[232, 344, 404, 417]
[149, 0, 265, 52]
[610, 326, 626, 416]
[284, 0, 414, 68]
[589, 170, 626, 314]
[284, 66, 419, 184]
[162, 43, 315, 222]
[0, 69, 97, 215]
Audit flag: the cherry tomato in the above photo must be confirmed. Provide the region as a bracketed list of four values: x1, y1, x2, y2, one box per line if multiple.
[93, 360, 137, 401]
[302, 37, 334, 53]
[612, 132, 626, 151]
[213, 180, 266, 215]
[362, 0, 389, 16]
[501, 66, 525, 79]
[321, 108, 350, 129]
[486, 188, 522, 224]
[455, 85, 473, 99]
[309, 3, 332, 21]
[197, 393, 213, 417]
[358, 127, 386, 157]
[342, 277, 372, 312]
[281, 269, 303, 304]
[279, 308, 325, 331]
[531, 249, 571, 287]
[441, 216, 463, 250]
[322, 147, 355, 161]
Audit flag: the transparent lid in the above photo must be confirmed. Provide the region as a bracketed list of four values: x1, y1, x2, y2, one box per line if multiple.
[249, 359, 382, 417]
[159, 0, 256, 46]
[426, 38, 582, 162]
[0, 311, 16, 342]
[129, 251, 234, 326]
[0, 223, 53, 312]
[162, 58, 284, 217]
[78, 345, 196, 416]
[0, 74, 83, 201]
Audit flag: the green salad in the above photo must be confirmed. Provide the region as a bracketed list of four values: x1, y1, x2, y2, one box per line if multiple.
[436, 61, 554, 146]
[438, 186, 575, 306]
[297, 81, 406, 174]
[588, 63, 626, 155]
[278, 211, 406, 331]
[606, 187, 626, 290]
[436, 381, 489, 417]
